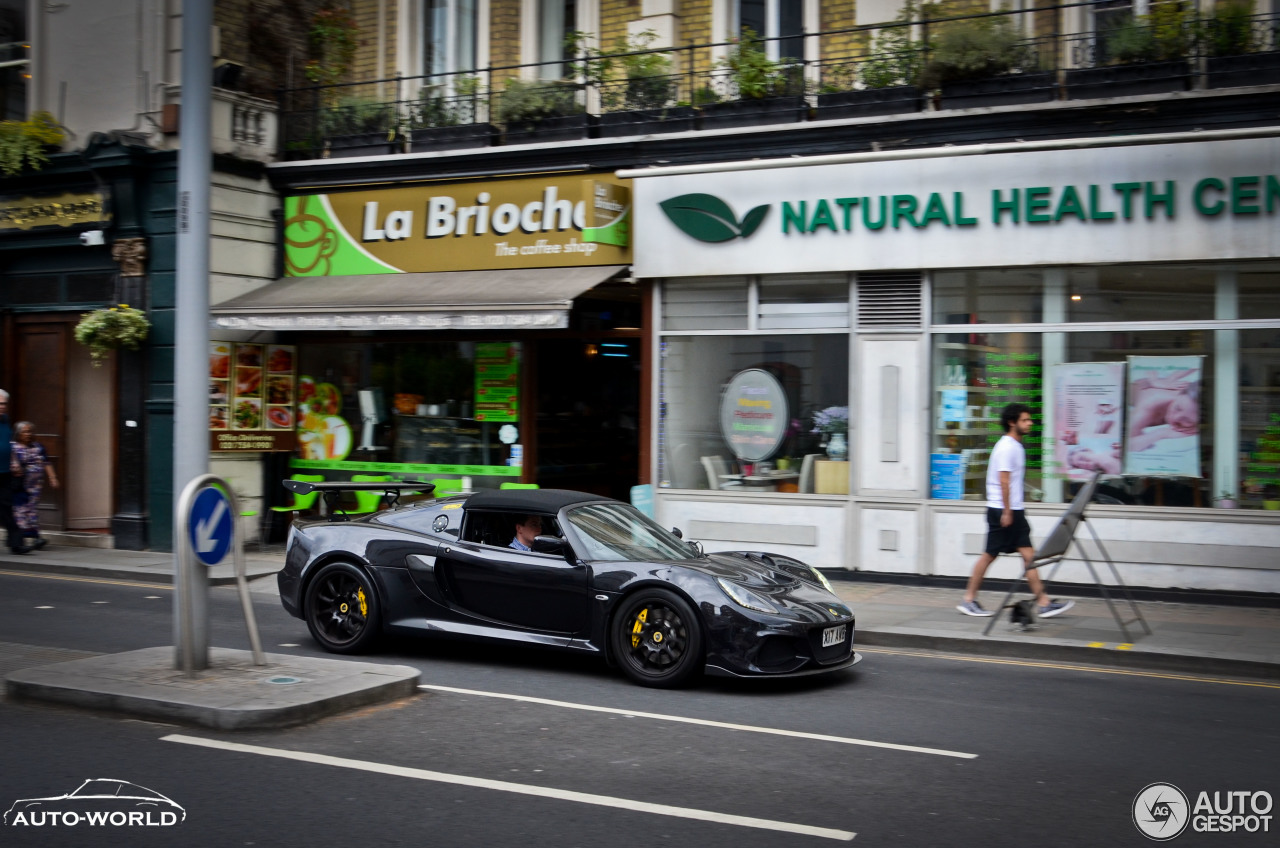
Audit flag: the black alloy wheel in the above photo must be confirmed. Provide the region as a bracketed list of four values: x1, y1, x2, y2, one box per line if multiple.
[611, 588, 704, 688]
[304, 562, 380, 653]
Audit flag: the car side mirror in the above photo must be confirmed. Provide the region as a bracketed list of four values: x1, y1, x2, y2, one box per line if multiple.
[531, 534, 567, 554]
[671, 527, 683, 539]
[688, 540, 704, 556]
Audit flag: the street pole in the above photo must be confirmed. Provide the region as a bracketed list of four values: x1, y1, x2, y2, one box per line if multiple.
[173, 0, 213, 671]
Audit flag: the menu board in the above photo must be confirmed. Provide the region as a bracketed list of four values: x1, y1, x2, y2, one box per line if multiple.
[475, 342, 519, 422]
[209, 341, 297, 452]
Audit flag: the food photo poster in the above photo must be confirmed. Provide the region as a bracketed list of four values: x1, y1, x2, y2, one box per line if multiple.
[1050, 362, 1126, 480]
[209, 342, 297, 451]
[1123, 355, 1204, 477]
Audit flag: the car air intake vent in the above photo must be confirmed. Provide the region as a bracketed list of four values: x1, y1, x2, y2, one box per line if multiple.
[857, 272, 923, 330]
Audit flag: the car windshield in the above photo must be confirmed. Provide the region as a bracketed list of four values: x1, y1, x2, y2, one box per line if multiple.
[564, 503, 697, 562]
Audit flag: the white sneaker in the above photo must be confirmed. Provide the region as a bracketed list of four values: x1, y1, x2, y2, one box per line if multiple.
[957, 600, 995, 617]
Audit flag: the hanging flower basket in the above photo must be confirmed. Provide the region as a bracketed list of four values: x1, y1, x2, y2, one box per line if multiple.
[74, 304, 150, 366]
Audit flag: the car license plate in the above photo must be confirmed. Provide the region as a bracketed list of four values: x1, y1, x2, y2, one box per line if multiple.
[822, 625, 846, 647]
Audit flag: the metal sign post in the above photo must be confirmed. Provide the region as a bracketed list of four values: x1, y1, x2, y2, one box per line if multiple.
[175, 474, 266, 675]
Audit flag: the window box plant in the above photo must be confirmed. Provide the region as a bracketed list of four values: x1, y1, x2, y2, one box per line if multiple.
[74, 304, 151, 366]
[1204, 0, 1280, 89]
[597, 31, 698, 138]
[407, 78, 495, 152]
[1065, 4, 1193, 100]
[495, 78, 591, 145]
[922, 16, 1055, 109]
[815, 12, 924, 120]
[321, 96, 399, 157]
[699, 29, 806, 130]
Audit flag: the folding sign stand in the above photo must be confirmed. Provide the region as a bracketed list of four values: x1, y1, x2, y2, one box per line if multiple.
[983, 472, 1151, 642]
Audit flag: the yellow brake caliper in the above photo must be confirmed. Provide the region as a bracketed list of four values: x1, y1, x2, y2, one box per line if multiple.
[630, 609, 648, 648]
[357, 588, 368, 617]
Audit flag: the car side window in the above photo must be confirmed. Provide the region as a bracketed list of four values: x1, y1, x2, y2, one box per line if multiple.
[463, 512, 561, 549]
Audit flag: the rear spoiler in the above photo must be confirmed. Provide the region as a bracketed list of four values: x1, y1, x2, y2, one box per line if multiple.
[282, 479, 437, 517]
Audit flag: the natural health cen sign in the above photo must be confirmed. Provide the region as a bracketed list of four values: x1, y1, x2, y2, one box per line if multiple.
[285, 176, 630, 276]
[631, 137, 1280, 277]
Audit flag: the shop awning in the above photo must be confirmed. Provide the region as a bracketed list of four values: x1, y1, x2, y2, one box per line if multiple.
[210, 266, 628, 332]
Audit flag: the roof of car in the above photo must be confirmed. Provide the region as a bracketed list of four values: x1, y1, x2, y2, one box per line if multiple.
[465, 488, 616, 513]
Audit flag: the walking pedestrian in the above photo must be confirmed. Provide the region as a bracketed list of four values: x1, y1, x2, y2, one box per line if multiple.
[0, 390, 32, 554]
[957, 402, 1074, 618]
[11, 421, 59, 549]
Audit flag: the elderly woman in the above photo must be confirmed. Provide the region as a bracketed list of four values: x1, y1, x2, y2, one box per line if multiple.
[11, 421, 59, 549]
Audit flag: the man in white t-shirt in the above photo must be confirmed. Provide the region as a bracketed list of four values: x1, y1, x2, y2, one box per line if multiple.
[957, 403, 1074, 619]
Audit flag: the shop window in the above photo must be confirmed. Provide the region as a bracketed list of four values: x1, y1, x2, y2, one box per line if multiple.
[931, 328, 1217, 508]
[758, 274, 849, 329]
[1239, 271, 1280, 320]
[659, 334, 849, 493]
[933, 269, 1044, 326]
[662, 277, 749, 331]
[1240, 328, 1280, 510]
[292, 340, 521, 483]
[1065, 266, 1216, 323]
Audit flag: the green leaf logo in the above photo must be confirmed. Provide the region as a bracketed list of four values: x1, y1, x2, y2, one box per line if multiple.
[659, 194, 771, 243]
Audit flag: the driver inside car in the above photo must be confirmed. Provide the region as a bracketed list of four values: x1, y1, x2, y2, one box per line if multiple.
[509, 514, 543, 551]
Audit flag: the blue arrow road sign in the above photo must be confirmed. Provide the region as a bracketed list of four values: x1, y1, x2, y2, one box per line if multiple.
[189, 486, 233, 566]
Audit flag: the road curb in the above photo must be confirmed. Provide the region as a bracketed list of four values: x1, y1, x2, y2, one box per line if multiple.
[857, 629, 1280, 681]
[5, 647, 421, 730]
[0, 561, 277, 587]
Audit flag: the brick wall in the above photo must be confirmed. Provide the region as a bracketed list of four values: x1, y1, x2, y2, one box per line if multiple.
[490, 0, 523, 85]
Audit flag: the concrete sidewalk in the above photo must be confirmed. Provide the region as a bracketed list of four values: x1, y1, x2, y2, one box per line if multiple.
[1, 543, 1276, 731]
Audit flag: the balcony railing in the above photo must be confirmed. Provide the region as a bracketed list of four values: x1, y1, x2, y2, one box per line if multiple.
[277, 2, 1280, 160]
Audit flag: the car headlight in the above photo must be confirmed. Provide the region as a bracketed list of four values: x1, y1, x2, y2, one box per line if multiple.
[809, 566, 835, 594]
[716, 578, 777, 613]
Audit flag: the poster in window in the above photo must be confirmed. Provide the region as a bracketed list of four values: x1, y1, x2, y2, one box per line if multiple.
[475, 342, 519, 422]
[1122, 355, 1204, 478]
[1050, 362, 1125, 481]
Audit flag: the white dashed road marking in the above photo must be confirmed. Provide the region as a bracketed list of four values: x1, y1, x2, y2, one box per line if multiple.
[418, 684, 978, 760]
[162, 734, 855, 841]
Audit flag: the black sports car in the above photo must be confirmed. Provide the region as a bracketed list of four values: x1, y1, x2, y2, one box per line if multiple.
[277, 483, 860, 688]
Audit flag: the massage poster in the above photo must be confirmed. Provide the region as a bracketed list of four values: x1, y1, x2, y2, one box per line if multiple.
[209, 342, 297, 452]
[1123, 355, 1204, 478]
[1050, 362, 1125, 481]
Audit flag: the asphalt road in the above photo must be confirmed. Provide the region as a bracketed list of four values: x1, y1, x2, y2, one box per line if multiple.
[0, 569, 1276, 847]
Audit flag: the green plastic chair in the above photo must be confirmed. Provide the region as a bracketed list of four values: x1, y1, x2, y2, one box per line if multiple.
[500, 482, 540, 490]
[348, 474, 392, 514]
[430, 478, 464, 497]
[260, 474, 324, 543]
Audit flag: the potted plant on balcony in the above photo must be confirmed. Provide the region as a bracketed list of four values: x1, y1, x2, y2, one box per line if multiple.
[922, 13, 1055, 109]
[815, 6, 924, 120]
[74, 304, 151, 366]
[495, 77, 590, 145]
[1204, 0, 1280, 88]
[597, 31, 698, 138]
[1066, 3, 1195, 100]
[699, 28, 806, 130]
[408, 76, 495, 152]
[320, 95, 398, 157]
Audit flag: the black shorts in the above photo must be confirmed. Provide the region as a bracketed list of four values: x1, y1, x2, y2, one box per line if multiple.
[984, 508, 1031, 556]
